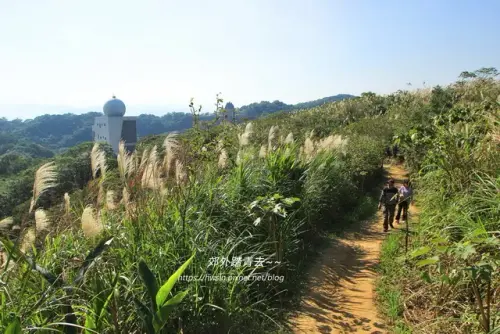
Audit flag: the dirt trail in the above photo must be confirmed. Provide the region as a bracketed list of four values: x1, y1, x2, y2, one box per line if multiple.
[290, 164, 411, 334]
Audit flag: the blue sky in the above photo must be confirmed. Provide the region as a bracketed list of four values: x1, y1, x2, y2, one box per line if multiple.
[0, 0, 498, 119]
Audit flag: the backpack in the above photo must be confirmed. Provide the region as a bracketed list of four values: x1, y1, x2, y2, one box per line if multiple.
[383, 187, 399, 205]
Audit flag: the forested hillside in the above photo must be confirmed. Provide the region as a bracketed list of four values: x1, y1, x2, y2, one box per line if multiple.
[0, 69, 498, 333]
[0, 94, 354, 153]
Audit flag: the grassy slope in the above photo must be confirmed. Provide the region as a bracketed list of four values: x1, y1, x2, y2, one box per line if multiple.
[0, 95, 390, 333]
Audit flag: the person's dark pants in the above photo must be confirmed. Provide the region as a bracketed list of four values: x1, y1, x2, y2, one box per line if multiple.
[383, 204, 396, 230]
[396, 201, 409, 221]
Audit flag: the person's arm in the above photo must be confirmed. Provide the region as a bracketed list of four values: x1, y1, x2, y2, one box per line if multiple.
[378, 190, 385, 209]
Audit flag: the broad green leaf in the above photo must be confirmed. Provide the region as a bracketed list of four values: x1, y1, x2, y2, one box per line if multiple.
[5, 318, 21, 334]
[84, 313, 96, 333]
[436, 245, 448, 253]
[410, 246, 431, 259]
[163, 289, 190, 307]
[156, 289, 190, 322]
[139, 261, 159, 309]
[282, 197, 300, 205]
[430, 236, 448, 244]
[156, 253, 195, 308]
[416, 256, 439, 267]
[471, 228, 486, 237]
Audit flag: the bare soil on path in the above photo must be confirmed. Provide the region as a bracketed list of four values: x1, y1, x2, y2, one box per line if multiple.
[289, 164, 411, 334]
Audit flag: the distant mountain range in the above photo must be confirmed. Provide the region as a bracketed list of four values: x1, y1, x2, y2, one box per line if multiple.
[0, 94, 355, 156]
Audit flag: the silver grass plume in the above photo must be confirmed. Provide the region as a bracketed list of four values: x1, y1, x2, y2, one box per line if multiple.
[21, 228, 36, 253]
[64, 193, 70, 215]
[175, 160, 187, 185]
[30, 162, 57, 213]
[142, 146, 161, 189]
[0, 217, 13, 230]
[218, 149, 228, 169]
[122, 187, 130, 206]
[162, 132, 179, 176]
[268, 125, 279, 152]
[35, 208, 50, 232]
[259, 145, 267, 158]
[238, 122, 254, 147]
[139, 148, 150, 173]
[90, 143, 107, 179]
[81, 206, 102, 238]
[284, 132, 294, 144]
[304, 137, 315, 159]
[117, 140, 135, 180]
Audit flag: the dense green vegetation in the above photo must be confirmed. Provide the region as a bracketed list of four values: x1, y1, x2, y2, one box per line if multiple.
[0, 92, 385, 333]
[377, 67, 499, 333]
[0, 94, 354, 227]
[0, 68, 498, 333]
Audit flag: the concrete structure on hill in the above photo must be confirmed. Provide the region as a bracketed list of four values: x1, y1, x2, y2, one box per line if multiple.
[92, 96, 137, 154]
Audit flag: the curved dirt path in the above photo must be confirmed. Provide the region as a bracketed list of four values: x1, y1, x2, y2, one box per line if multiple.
[290, 164, 411, 334]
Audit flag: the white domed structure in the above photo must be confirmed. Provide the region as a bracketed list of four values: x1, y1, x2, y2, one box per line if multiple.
[92, 95, 137, 154]
[103, 96, 126, 117]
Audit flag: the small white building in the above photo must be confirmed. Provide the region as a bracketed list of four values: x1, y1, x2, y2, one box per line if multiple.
[92, 96, 137, 154]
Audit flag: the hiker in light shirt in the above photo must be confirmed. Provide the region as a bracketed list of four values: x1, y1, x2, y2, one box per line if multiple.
[395, 179, 413, 224]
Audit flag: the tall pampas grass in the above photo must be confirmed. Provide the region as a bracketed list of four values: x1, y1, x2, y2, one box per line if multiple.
[238, 122, 254, 147]
[30, 162, 57, 213]
[317, 135, 348, 154]
[0, 217, 13, 230]
[259, 145, 267, 158]
[117, 141, 135, 180]
[218, 149, 228, 169]
[245, 122, 254, 136]
[162, 132, 178, 176]
[304, 138, 315, 160]
[64, 193, 70, 216]
[35, 209, 50, 232]
[90, 143, 107, 179]
[81, 206, 102, 238]
[284, 132, 294, 144]
[122, 187, 130, 206]
[268, 125, 279, 151]
[175, 160, 187, 185]
[21, 228, 36, 253]
[139, 148, 150, 173]
[142, 146, 162, 189]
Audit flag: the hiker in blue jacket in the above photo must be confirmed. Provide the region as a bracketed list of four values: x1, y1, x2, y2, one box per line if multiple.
[378, 178, 399, 232]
